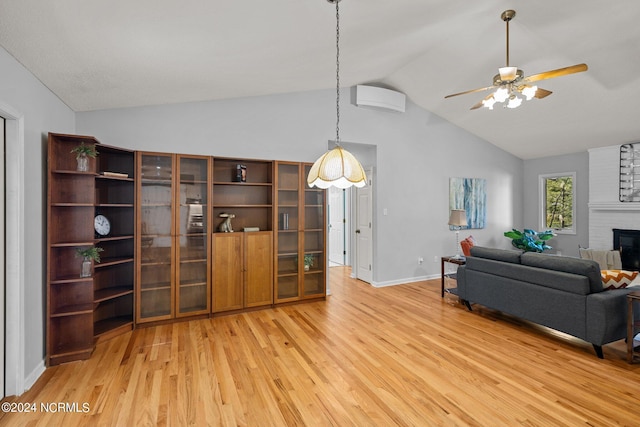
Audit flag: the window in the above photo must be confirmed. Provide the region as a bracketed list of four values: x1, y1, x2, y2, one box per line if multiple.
[539, 172, 575, 234]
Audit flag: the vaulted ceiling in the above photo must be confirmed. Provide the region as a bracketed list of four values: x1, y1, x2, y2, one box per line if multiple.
[1, 0, 639, 159]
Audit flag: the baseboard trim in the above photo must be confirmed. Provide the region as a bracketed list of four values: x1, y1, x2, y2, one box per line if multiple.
[371, 274, 440, 288]
[24, 360, 45, 392]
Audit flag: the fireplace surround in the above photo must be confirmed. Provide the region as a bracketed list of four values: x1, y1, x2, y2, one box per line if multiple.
[613, 229, 640, 270]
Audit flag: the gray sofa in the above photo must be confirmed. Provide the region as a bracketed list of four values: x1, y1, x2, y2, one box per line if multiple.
[457, 246, 634, 358]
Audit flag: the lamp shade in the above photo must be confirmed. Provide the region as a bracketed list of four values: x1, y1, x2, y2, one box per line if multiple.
[307, 146, 367, 189]
[448, 209, 468, 227]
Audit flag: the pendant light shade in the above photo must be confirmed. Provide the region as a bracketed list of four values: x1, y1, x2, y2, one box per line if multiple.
[307, 146, 367, 189]
[306, 0, 367, 189]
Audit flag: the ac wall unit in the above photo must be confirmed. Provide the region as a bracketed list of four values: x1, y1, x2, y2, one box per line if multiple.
[355, 85, 406, 113]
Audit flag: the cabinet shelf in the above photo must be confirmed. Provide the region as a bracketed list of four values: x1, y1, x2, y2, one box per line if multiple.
[214, 204, 272, 208]
[141, 282, 172, 291]
[96, 203, 134, 208]
[51, 203, 94, 207]
[51, 241, 95, 248]
[50, 304, 94, 317]
[213, 181, 272, 187]
[96, 175, 134, 182]
[96, 235, 134, 243]
[52, 170, 97, 176]
[179, 281, 207, 288]
[94, 317, 133, 338]
[95, 257, 134, 269]
[94, 287, 134, 303]
[50, 275, 93, 285]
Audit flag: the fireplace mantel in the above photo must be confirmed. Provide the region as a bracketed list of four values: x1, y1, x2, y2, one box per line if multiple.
[589, 202, 640, 211]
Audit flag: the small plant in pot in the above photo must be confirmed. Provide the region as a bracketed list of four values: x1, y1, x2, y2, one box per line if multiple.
[70, 142, 98, 172]
[304, 254, 314, 271]
[76, 246, 104, 278]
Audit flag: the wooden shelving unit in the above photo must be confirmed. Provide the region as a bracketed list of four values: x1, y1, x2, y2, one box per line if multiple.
[274, 162, 326, 303]
[136, 152, 176, 323]
[176, 155, 211, 317]
[47, 133, 135, 366]
[49, 135, 326, 355]
[212, 158, 273, 313]
[93, 144, 136, 340]
[136, 153, 212, 323]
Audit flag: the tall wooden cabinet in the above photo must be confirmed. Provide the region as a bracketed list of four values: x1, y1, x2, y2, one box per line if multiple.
[136, 153, 211, 323]
[47, 133, 135, 366]
[212, 158, 273, 312]
[93, 145, 136, 339]
[274, 162, 326, 303]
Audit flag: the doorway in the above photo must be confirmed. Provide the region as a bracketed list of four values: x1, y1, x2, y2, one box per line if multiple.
[328, 187, 347, 266]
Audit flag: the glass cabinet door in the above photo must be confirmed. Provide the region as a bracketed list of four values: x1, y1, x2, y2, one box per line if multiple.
[276, 163, 300, 300]
[176, 156, 210, 316]
[303, 164, 326, 296]
[138, 153, 175, 321]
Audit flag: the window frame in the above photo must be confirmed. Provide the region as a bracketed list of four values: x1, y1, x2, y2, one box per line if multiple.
[539, 172, 576, 235]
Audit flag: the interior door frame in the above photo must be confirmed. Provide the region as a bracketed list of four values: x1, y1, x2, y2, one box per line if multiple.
[0, 101, 25, 396]
[0, 116, 4, 399]
[354, 167, 373, 283]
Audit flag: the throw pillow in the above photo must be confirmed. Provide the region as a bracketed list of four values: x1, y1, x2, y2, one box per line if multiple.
[460, 235, 476, 257]
[601, 270, 639, 290]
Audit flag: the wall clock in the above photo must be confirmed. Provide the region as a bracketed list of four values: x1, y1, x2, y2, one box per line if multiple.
[94, 214, 111, 237]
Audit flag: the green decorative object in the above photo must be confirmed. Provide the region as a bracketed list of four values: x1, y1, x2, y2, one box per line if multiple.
[70, 142, 98, 158]
[76, 246, 104, 278]
[504, 229, 555, 253]
[304, 254, 314, 271]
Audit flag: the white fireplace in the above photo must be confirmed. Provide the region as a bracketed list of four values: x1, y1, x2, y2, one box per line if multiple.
[588, 145, 640, 249]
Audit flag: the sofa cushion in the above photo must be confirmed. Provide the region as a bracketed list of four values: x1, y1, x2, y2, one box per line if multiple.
[521, 252, 603, 293]
[601, 270, 639, 290]
[469, 246, 522, 264]
[465, 257, 592, 295]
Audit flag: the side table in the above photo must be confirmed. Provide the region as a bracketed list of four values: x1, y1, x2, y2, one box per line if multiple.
[441, 256, 466, 297]
[627, 291, 640, 363]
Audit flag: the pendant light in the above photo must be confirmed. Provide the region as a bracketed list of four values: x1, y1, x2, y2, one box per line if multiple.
[307, 0, 367, 189]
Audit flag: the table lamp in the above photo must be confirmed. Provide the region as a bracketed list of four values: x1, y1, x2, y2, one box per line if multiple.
[448, 209, 468, 259]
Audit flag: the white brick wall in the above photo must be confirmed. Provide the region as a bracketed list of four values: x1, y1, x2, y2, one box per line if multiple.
[588, 145, 640, 249]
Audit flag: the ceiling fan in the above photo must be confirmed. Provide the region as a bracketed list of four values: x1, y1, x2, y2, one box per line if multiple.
[444, 10, 588, 110]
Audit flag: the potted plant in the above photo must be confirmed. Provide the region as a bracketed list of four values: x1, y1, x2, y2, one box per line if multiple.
[70, 142, 98, 172]
[76, 246, 104, 277]
[504, 229, 555, 253]
[304, 254, 314, 271]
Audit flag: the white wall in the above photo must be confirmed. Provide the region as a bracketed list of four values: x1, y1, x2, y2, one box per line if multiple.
[78, 90, 524, 285]
[0, 46, 75, 394]
[523, 152, 590, 257]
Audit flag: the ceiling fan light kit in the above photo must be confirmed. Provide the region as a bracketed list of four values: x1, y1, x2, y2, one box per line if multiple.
[445, 9, 588, 111]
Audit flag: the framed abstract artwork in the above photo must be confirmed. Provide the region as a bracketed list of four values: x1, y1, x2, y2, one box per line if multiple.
[449, 177, 486, 229]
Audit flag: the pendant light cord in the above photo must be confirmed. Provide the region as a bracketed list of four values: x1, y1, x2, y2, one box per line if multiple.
[335, 0, 340, 145]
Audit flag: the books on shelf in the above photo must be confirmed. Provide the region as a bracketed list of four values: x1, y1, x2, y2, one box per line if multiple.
[103, 171, 128, 178]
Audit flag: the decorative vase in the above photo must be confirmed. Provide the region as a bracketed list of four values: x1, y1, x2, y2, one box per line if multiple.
[304, 264, 310, 272]
[80, 256, 92, 278]
[76, 153, 89, 172]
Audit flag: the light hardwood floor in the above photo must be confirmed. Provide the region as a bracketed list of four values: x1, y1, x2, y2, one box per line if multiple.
[2, 267, 640, 426]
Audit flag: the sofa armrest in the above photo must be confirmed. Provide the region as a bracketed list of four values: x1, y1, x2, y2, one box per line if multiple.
[585, 288, 632, 345]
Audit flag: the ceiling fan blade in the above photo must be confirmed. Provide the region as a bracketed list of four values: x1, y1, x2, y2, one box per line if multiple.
[444, 85, 495, 99]
[523, 63, 588, 84]
[534, 88, 552, 99]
